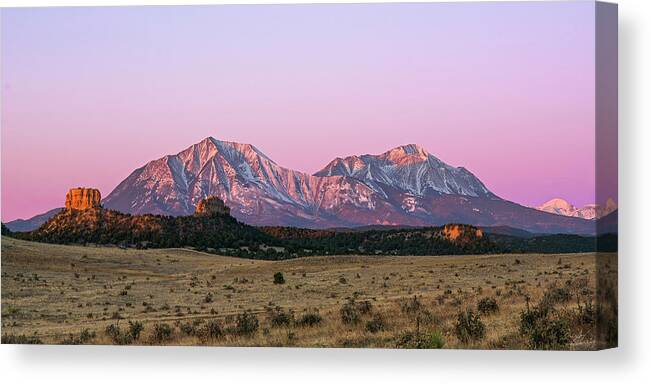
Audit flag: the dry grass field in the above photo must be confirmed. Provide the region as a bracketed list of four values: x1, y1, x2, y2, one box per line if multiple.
[1, 236, 617, 349]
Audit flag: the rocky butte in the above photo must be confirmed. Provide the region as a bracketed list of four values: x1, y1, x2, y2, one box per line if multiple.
[65, 188, 102, 210]
[442, 224, 484, 244]
[195, 196, 230, 216]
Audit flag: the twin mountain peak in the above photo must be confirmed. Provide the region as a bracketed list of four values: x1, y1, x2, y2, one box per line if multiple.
[13, 137, 606, 234]
[100, 137, 502, 228]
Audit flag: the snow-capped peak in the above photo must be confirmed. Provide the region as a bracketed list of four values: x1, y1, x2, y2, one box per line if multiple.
[536, 198, 617, 220]
[314, 144, 494, 199]
[538, 198, 577, 215]
[382, 144, 429, 162]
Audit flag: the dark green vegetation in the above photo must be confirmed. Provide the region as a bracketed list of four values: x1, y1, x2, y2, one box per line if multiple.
[1, 223, 11, 236]
[4, 196, 616, 260]
[488, 233, 617, 254]
[13, 205, 277, 257]
[273, 272, 285, 285]
[261, 224, 498, 256]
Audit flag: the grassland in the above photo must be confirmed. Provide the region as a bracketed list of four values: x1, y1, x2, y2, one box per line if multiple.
[1, 236, 617, 349]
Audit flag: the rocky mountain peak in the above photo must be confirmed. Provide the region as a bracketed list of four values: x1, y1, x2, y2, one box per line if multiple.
[382, 144, 429, 162]
[538, 198, 576, 213]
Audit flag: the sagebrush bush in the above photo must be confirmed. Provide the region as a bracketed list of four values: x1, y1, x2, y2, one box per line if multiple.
[416, 309, 438, 326]
[541, 286, 572, 307]
[340, 300, 361, 325]
[575, 300, 596, 325]
[1, 334, 43, 344]
[400, 296, 422, 315]
[105, 323, 133, 345]
[128, 320, 144, 341]
[273, 272, 285, 285]
[268, 307, 293, 327]
[151, 323, 173, 344]
[197, 320, 223, 341]
[60, 329, 96, 345]
[180, 321, 197, 336]
[365, 314, 386, 333]
[396, 330, 445, 349]
[355, 300, 373, 315]
[520, 305, 570, 350]
[296, 312, 322, 327]
[477, 297, 499, 315]
[233, 312, 259, 336]
[454, 309, 486, 343]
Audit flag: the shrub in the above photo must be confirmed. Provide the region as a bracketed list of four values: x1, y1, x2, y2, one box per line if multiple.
[105, 324, 133, 345]
[519, 305, 570, 350]
[233, 312, 259, 336]
[396, 330, 446, 349]
[180, 322, 197, 336]
[400, 296, 422, 315]
[78, 329, 96, 343]
[269, 307, 293, 327]
[454, 309, 486, 343]
[197, 320, 223, 341]
[128, 320, 144, 341]
[477, 297, 499, 315]
[541, 286, 572, 307]
[575, 300, 596, 325]
[151, 323, 173, 344]
[340, 300, 361, 325]
[296, 312, 322, 327]
[355, 300, 373, 315]
[429, 331, 446, 349]
[413, 309, 438, 327]
[60, 329, 96, 345]
[365, 314, 386, 333]
[273, 272, 285, 285]
[1, 334, 43, 344]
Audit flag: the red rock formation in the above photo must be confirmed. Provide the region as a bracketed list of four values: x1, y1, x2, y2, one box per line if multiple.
[65, 188, 102, 210]
[195, 196, 230, 216]
[442, 224, 483, 242]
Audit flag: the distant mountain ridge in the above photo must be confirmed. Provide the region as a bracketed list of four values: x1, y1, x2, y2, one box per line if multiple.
[4, 208, 63, 232]
[7, 137, 598, 234]
[536, 198, 617, 220]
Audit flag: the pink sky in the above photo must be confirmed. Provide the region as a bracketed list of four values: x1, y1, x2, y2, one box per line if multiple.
[1, 3, 615, 222]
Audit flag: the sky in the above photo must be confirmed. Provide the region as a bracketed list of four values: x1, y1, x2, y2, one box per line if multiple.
[1, 2, 616, 222]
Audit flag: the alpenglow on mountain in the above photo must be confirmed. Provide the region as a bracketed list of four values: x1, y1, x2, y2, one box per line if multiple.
[536, 198, 617, 220]
[100, 137, 595, 234]
[314, 144, 494, 199]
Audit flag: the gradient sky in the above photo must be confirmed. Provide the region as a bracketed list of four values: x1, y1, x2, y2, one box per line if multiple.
[1, 2, 612, 221]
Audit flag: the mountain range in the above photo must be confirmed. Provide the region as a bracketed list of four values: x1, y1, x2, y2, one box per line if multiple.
[4, 208, 63, 232]
[536, 198, 617, 220]
[6, 137, 603, 234]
